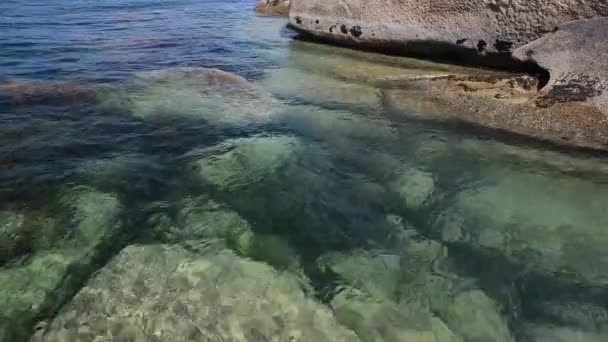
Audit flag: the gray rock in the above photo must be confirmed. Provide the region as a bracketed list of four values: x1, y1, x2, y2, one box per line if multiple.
[288, 0, 607, 56]
[34, 244, 360, 342]
[513, 17, 608, 118]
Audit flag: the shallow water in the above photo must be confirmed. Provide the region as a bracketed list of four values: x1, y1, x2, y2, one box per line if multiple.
[2, 0, 608, 341]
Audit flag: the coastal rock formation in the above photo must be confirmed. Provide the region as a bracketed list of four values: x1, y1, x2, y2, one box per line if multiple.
[288, 0, 608, 56]
[513, 17, 608, 121]
[287, 0, 608, 149]
[33, 244, 360, 341]
[255, 0, 290, 16]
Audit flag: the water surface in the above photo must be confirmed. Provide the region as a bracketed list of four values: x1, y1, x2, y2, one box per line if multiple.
[2, 0, 608, 341]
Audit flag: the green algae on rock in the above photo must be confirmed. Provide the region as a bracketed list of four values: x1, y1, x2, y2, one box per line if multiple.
[33, 244, 360, 342]
[0, 186, 124, 341]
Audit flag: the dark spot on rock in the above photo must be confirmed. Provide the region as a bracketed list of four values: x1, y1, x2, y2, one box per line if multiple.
[537, 74, 602, 107]
[340, 25, 348, 34]
[525, 49, 535, 57]
[329, 25, 336, 33]
[494, 39, 513, 52]
[487, 2, 501, 12]
[315, 20, 319, 24]
[295, 16, 302, 24]
[552, 26, 559, 33]
[456, 39, 467, 45]
[350, 25, 363, 38]
[477, 40, 487, 53]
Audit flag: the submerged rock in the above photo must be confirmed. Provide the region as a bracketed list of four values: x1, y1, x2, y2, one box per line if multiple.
[282, 41, 478, 88]
[432, 169, 608, 288]
[445, 290, 515, 342]
[191, 135, 301, 191]
[0, 210, 27, 265]
[260, 68, 381, 112]
[318, 250, 401, 301]
[331, 287, 461, 342]
[255, 0, 290, 16]
[34, 244, 360, 341]
[0, 187, 124, 341]
[390, 167, 435, 211]
[99, 67, 280, 127]
[144, 195, 254, 255]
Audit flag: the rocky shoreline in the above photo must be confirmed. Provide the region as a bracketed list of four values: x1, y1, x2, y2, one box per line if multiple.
[281, 0, 608, 150]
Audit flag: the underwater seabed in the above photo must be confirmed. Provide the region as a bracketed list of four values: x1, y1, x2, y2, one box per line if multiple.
[2, 46, 608, 341]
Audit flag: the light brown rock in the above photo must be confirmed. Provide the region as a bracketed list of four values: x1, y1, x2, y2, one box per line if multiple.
[255, 0, 290, 16]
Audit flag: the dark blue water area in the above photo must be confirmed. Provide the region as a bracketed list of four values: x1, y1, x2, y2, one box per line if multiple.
[0, 0, 291, 81]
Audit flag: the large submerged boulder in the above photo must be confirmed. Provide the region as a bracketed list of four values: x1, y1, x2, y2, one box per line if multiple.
[33, 244, 360, 341]
[98, 67, 281, 127]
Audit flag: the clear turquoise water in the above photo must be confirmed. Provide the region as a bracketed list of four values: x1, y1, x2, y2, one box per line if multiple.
[2, 0, 608, 341]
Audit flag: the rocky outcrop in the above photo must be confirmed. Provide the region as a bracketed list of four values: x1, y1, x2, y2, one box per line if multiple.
[513, 17, 608, 122]
[255, 0, 290, 16]
[288, 0, 608, 57]
[287, 0, 608, 149]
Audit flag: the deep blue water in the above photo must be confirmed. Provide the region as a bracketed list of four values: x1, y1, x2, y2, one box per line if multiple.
[2, 0, 608, 341]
